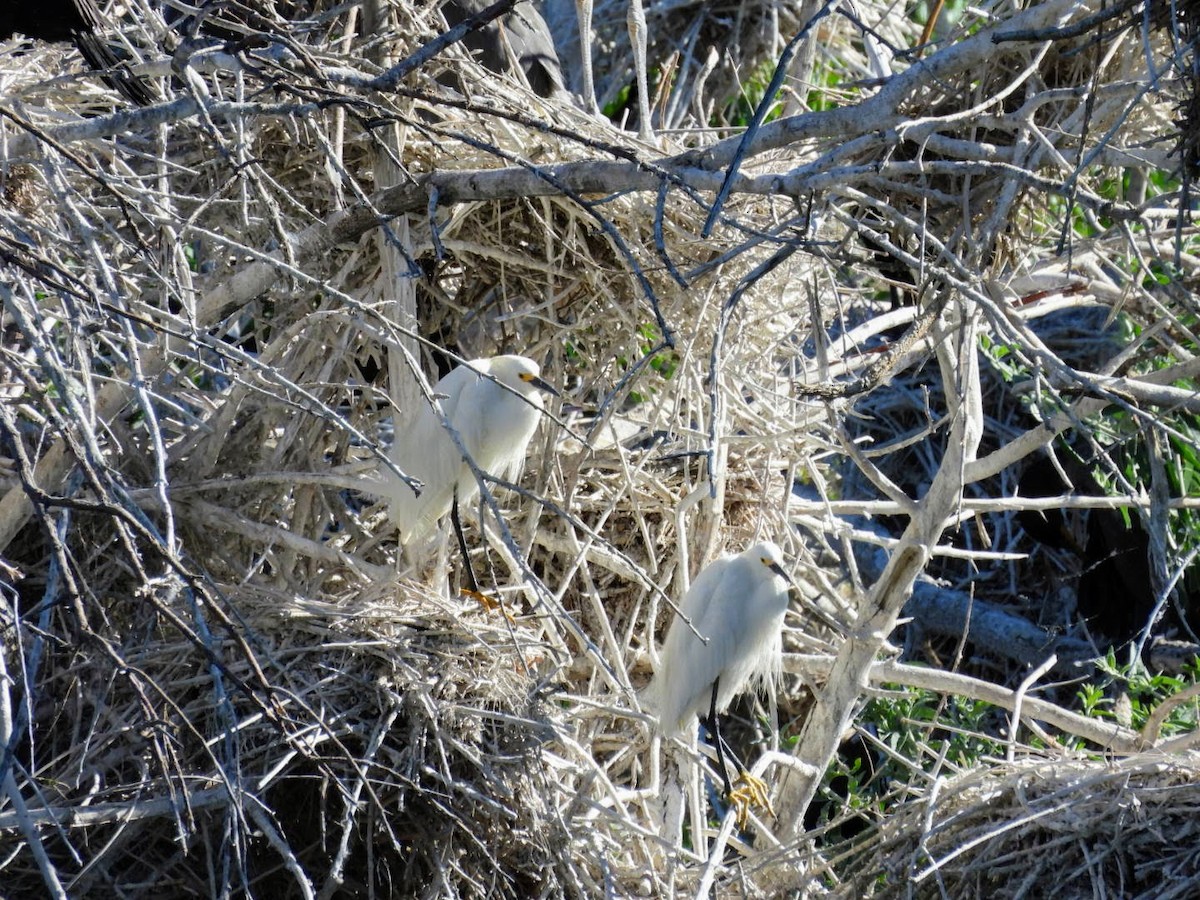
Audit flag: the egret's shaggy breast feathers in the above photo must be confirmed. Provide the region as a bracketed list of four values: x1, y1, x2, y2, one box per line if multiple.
[386, 355, 554, 544]
[647, 541, 793, 735]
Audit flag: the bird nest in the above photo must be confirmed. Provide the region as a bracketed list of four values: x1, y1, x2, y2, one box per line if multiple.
[1, 0, 1198, 896]
[836, 755, 1200, 899]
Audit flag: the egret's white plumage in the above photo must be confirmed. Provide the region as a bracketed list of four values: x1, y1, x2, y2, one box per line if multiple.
[386, 355, 554, 544]
[647, 541, 793, 735]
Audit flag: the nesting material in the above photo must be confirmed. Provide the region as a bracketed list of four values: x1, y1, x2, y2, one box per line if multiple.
[841, 756, 1200, 899]
[0, 0, 1196, 896]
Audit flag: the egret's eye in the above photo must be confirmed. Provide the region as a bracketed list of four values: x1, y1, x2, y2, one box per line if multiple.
[520, 373, 533, 382]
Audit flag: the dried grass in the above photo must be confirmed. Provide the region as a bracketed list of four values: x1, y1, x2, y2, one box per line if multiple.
[1, 0, 1198, 896]
[840, 755, 1200, 899]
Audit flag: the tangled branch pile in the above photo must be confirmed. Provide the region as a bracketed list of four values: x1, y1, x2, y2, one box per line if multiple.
[842, 756, 1200, 899]
[1, 0, 1199, 895]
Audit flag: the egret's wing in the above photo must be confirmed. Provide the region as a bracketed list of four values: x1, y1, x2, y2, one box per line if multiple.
[714, 571, 790, 712]
[432, 361, 485, 424]
[387, 363, 483, 543]
[657, 556, 732, 676]
[676, 554, 735, 632]
[652, 555, 738, 731]
[487, 402, 542, 487]
[685, 558, 769, 713]
[446, 363, 495, 506]
[449, 360, 543, 502]
[656, 553, 792, 729]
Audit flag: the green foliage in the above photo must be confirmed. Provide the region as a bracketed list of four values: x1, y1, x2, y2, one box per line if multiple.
[865, 683, 1002, 770]
[616, 323, 679, 405]
[601, 83, 632, 120]
[1077, 680, 1108, 719]
[563, 340, 586, 366]
[1089, 403, 1200, 567]
[1043, 192, 1104, 239]
[1078, 653, 1200, 738]
[1032, 165, 1182, 240]
[979, 333, 1030, 384]
[1139, 256, 1177, 289]
[802, 682, 1006, 843]
[806, 65, 844, 114]
[1148, 168, 1182, 193]
[911, 0, 970, 30]
[638, 323, 678, 379]
[727, 60, 786, 128]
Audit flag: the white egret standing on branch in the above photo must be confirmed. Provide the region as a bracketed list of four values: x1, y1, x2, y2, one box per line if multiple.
[385, 354, 557, 590]
[646, 540, 795, 825]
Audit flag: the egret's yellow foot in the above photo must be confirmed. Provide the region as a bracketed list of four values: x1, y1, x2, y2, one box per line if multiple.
[727, 771, 773, 830]
[460, 587, 515, 622]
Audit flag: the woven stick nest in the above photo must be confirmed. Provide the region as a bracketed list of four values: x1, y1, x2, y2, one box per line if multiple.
[837, 755, 1200, 899]
[1, 0, 1199, 895]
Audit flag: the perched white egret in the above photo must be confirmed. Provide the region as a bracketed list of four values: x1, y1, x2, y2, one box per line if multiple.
[386, 355, 556, 550]
[645, 541, 794, 823]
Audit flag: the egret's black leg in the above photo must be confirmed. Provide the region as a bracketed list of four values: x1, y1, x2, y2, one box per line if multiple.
[702, 679, 770, 829]
[452, 496, 512, 618]
[703, 677, 734, 796]
[451, 494, 480, 594]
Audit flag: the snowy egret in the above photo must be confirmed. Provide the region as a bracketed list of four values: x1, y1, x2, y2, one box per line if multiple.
[386, 355, 556, 582]
[646, 541, 794, 822]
